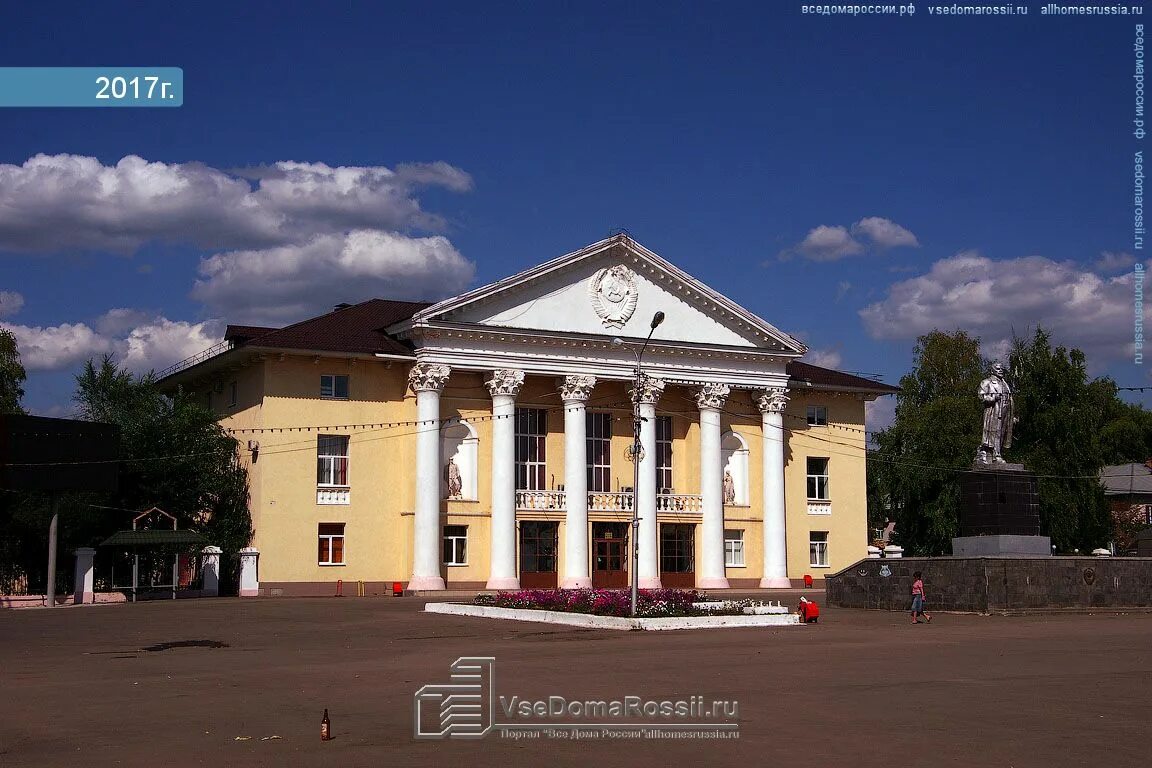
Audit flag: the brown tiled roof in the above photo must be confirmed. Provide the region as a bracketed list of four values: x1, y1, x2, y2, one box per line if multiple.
[234, 299, 430, 357]
[224, 325, 278, 343]
[787, 361, 899, 394]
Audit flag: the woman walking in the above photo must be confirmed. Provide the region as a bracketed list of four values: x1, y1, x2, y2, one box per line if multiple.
[911, 570, 932, 624]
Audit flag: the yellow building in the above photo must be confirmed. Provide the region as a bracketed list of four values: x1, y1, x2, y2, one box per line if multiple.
[158, 235, 896, 594]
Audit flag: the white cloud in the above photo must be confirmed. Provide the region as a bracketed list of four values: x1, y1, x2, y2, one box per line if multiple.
[804, 347, 843, 369]
[2, 313, 223, 373]
[0, 154, 472, 253]
[1095, 251, 1137, 273]
[192, 230, 475, 325]
[851, 217, 920, 249]
[794, 225, 863, 261]
[835, 281, 852, 302]
[866, 396, 897, 435]
[1, 322, 113, 371]
[783, 217, 918, 261]
[859, 251, 1146, 365]
[0, 290, 23, 317]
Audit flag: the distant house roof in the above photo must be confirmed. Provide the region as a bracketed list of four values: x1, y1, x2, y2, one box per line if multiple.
[1100, 463, 1152, 496]
[100, 530, 207, 547]
[786, 361, 899, 395]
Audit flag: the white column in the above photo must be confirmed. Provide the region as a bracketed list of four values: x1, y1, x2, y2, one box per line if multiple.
[633, 375, 665, 589]
[696, 383, 730, 589]
[561, 375, 596, 589]
[408, 363, 451, 591]
[487, 369, 525, 590]
[238, 547, 260, 597]
[757, 388, 792, 588]
[201, 545, 222, 597]
[73, 547, 96, 604]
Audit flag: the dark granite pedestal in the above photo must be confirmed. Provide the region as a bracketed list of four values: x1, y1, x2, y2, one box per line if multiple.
[952, 463, 1050, 557]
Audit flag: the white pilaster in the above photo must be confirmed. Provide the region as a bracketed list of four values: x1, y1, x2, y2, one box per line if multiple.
[696, 383, 730, 589]
[238, 547, 260, 597]
[757, 388, 792, 588]
[409, 362, 451, 591]
[487, 369, 525, 590]
[633, 375, 665, 589]
[201, 545, 222, 597]
[561, 375, 596, 589]
[73, 547, 96, 604]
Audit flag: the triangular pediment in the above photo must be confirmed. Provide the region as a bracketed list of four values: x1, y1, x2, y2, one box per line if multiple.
[396, 236, 805, 355]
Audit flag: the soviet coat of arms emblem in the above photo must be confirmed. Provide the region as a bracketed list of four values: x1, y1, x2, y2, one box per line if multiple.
[588, 265, 639, 328]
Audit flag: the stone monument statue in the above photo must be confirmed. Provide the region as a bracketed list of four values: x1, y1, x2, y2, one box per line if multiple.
[723, 470, 736, 505]
[975, 362, 1015, 465]
[444, 457, 463, 499]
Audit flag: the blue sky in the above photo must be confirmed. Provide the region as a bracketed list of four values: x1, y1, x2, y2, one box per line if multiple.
[0, 2, 1146, 428]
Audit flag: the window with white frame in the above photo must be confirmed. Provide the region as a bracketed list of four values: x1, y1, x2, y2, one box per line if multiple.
[515, 408, 547, 491]
[810, 531, 829, 567]
[443, 525, 468, 565]
[807, 457, 830, 500]
[586, 412, 613, 492]
[656, 415, 673, 491]
[724, 529, 745, 567]
[807, 405, 827, 426]
[318, 523, 345, 565]
[320, 374, 350, 399]
[317, 435, 349, 486]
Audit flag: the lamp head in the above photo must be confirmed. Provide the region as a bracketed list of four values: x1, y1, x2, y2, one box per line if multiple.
[650, 311, 665, 330]
[611, 337, 624, 348]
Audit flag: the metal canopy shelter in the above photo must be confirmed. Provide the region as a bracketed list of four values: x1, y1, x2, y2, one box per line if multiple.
[99, 508, 206, 601]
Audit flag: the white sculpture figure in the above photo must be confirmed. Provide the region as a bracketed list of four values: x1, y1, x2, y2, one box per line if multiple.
[723, 470, 736, 505]
[445, 457, 463, 499]
[976, 362, 1015, 465]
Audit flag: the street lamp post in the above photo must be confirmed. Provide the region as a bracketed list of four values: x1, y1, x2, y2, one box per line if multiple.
[613, 310, 665, 618]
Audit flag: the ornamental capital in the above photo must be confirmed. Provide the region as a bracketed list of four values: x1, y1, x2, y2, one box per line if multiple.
[694, 382, 731, 411]
[408, 363, 451, 393]
[630, 374, 665, 406]
[756, 387, 790, 414]
[486, 369, 525, 398]
[560, 374, 597, 402]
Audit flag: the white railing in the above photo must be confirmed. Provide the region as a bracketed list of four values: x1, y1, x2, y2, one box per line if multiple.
[512, 490, 703, 513]
[515, 490, 566, 510]
[158, 339, 235, 379]
[658, 494, 703, 513]
[317, 487, 351, 505]
[588, 492, 634, 512]
[807, 500, 832, 515]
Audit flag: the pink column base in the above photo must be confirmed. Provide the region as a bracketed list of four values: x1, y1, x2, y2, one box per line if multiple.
[697, 576, 731, 589]
[485, 577, 521, 590]
[239, 588, 260, 597]
[759, 577, 793, 589]
[638, 577, 663, 589]
[74, 591, 94, 605]
[560, 577, 593, 589]
[408, 576, 447, 591]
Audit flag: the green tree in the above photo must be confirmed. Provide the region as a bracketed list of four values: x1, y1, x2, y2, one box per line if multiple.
[0, 328, 26, 414]
[1007, 329, 1112, 551]
[72, 356, 253, 584]
[869, 330, 986, 555]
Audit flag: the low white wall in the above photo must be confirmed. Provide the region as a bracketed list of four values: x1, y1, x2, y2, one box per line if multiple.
[425, 602, 801, 630]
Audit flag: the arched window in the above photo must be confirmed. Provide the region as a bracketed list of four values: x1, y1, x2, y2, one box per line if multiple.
[442, 421, 478, 501]
[721, 431, 750, 506]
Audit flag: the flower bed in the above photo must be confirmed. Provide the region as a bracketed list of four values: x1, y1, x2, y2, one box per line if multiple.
[473, 589, 771, 617]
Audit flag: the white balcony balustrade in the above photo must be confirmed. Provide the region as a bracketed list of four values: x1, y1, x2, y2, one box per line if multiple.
[512, 490, 702, 514]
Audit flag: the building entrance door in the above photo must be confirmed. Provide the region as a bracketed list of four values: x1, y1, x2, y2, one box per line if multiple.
[519, 521, 558, 588]
[592, 522, 628, 588]
[661, 523, 696, 588]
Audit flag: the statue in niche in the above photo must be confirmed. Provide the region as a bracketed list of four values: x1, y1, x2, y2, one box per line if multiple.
[445, 457, 463, 499]
[723, 470, 736, 505]
[975, 362, 1016, 465]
